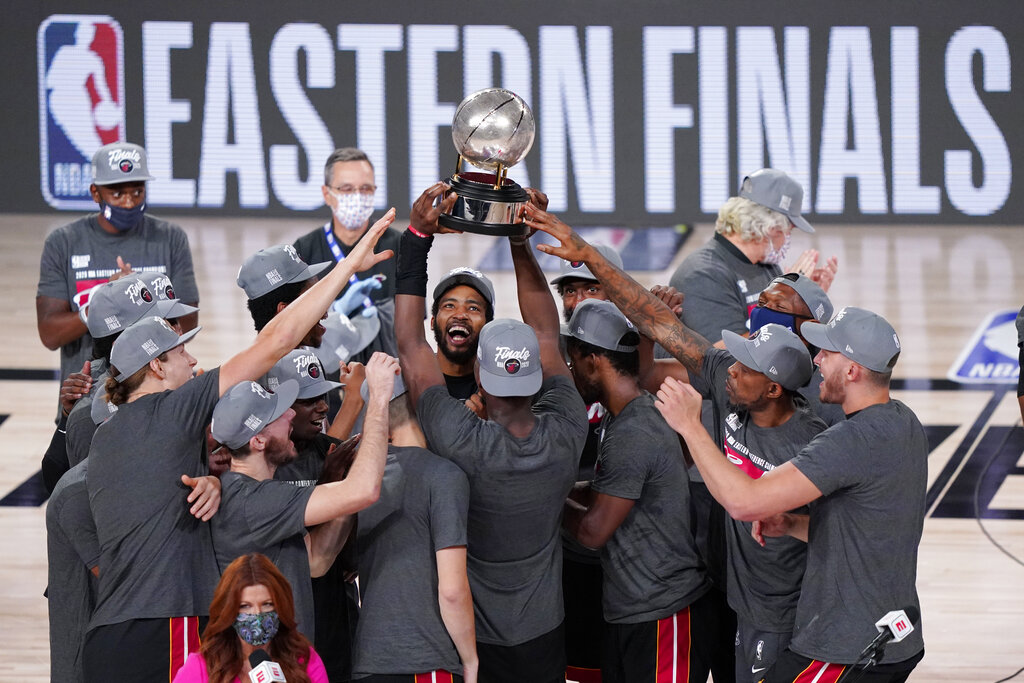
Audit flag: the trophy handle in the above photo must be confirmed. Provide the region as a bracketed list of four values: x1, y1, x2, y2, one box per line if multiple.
[493, 163, 506, 190]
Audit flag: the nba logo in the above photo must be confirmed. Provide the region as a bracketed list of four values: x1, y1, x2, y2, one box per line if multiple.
[37, 15, 125, 210]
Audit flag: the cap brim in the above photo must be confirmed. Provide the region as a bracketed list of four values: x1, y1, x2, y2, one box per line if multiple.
[799, 321, 837, 352]
[479, 368, 543, 398]
[155, 299, 199, 320]
[296, 377, 343, 400]
[93, 174, 155, 186]
[433, 275, 494, 307]
[790, 215, 814, 234]
[268, 380, 301, 423]
[175, 325, 202, 348]
[91, 390, 117, 425]
[286, 261, 332, 287]
[721, 330, 763, 374]
[549, 271, 597, 286]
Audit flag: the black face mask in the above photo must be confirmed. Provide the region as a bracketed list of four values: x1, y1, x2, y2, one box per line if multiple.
[100, 201, 145, 232]
[748, 305, 798, 334]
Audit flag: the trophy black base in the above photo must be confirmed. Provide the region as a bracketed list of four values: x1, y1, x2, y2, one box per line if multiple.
[439, 171, 530, 237]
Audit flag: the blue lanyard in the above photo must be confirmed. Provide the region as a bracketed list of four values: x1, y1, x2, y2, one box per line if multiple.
[323, 222, 374, 310]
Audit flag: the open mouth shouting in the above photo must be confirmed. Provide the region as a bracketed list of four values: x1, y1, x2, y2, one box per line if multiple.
[446, 322, 474, 347]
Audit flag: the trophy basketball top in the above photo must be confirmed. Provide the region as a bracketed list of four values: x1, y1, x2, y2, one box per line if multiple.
[451, 88, 535, 173]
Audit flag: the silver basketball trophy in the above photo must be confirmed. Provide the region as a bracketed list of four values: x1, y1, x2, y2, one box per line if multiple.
[439, 88, 536, 236]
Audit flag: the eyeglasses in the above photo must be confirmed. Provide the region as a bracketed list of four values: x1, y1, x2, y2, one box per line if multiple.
[329, 184, 377, 196]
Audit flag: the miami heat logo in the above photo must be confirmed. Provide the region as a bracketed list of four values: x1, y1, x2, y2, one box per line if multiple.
[570, 261, 584, 268]
[504, 358, 521, 374]
[308, 363, 320, 379]
[140, 287, 152, 303]
[119, 158, 133, 173]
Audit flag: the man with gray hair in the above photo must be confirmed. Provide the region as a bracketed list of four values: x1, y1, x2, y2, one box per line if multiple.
[293, 148, 401, 362]
[668, 168, 836, 347]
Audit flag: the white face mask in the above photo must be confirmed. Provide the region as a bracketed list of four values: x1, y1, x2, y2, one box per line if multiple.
[330, 191, 375, 231]
[762, 230, 792, 265]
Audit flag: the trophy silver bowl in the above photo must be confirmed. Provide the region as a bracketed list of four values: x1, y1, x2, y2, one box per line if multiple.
[439, 88, 535, 236]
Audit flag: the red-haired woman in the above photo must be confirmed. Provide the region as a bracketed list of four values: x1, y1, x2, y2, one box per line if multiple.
[173, 553, 328, 683]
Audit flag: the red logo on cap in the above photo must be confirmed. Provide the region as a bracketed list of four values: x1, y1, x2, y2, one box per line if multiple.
[119, 159, 134, 173]
[504, 358, 521, 374]
[308, 363, 320, 379]
[165, 285, 175, 299]
[140, 288, 153, 303]
[570, 261, 584, 268]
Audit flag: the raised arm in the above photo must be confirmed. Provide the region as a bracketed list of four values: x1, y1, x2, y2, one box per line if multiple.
[395, 183, 458, 404]
[525, 205, 711, 375]
[436, 546, 478, 683]
[509, 230, 568, 379]
[219, 210, 396, 395]
[654, 377, 822, 521]
[303, 352, 396, 525]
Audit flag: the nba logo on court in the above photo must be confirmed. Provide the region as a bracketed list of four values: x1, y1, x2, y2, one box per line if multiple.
[37, 15, 125, 210]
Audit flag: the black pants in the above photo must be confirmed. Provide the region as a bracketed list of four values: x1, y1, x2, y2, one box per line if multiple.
[83, 616, 208, 683]
[477, 622, 566, 683]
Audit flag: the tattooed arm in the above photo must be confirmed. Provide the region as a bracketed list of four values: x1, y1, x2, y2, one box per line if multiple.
[524, 204, 711, 375]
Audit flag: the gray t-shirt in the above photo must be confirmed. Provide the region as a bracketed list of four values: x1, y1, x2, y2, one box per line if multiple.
[669, 233, 781, 342]
[87, 368, 221, 629]
[212, 472, 317, 640]
[353, 446, 470, 677]
[690, 347, 826, 632]
[46, 460, 99, 683]
[417, 375, 588, 646]
[592, 393, 708, 623]
[37, 214, 198, 394]
[788, 401, 927, 664]
[65, 358, 109, 468]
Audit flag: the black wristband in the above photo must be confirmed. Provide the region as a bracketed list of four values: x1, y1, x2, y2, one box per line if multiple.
[396, 228, 434, 298]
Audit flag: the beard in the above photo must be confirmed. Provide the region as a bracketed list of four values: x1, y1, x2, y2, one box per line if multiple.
[818, 368, 846, 405]
[266, 433, 299, 467]
[433, 319, 478, 366]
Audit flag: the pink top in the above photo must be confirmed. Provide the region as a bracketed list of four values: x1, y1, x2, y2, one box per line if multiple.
[172, 648, 329, 683]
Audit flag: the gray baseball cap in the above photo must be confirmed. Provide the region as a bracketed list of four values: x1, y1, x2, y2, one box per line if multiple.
[143, 273, 200, 320]
[314, 310, 381, 369]
[800, 307, 901, 373]
[109, 316, 201, 382]
[237, 244, 331, 300]
[722, 324, 813, 391]
[263, 349, 342, 400]
[549, 243, 624, 286]
[91, 389, 117, 426]
[770, 273, 833, 322]
[210, 380, 300, 450]
[92, 142, 155, 186]
[86, 277, 159, 338]
[566, 299, 639, 353]
[360, 370, 408, 403]
[739, 168, 814, 234]
[476, 319, 543, 397]
[433, 266, 495, 309]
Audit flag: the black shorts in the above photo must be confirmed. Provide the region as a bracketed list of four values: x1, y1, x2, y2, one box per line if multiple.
[82, 616, 206, 682]
[562, 554, 604, 680]
[761, 647, 924, 683]
[477, 622, 566, 683]
[601, 590, 725, 683]
[359, 671, 463, 683]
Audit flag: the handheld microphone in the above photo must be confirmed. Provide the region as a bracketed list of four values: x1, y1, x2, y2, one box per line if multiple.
[861, 605, 919, 657]
[248, 650, 287, 682]
[836, 606, 920, 683]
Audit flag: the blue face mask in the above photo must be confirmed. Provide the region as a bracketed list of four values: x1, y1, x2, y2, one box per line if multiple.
[233, 610, 280, 646]
[101, 202, 146, 232]
[749, 305, 798, 334]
